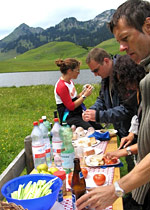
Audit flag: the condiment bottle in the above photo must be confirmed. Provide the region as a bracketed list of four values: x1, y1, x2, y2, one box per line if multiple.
[53, 170, 66, 202]
[71, 158, 86, 210]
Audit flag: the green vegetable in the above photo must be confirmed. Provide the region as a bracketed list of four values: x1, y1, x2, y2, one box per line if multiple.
[11, 178, 56, 200]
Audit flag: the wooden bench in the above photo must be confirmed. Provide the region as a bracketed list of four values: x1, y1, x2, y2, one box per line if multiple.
[0, 135, 34, 200]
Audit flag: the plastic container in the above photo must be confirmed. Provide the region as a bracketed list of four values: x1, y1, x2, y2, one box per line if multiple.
[59, 122, 74, 169]
[53, 170, 66, 202]
[1, 174, 62, 210]
[31, 121, 46, 169]
[39, 119, 52, 167]
[51, 118, 64, 166]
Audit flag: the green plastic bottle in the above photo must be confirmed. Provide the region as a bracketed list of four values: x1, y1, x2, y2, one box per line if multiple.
[59, 122, 75, 172]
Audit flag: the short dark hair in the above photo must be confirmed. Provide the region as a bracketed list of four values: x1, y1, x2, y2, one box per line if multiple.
[108, 0, 150, 33]
[86, 48, 111, 64]
[113, 55, 146, 98]
[55, 58, 80, 74]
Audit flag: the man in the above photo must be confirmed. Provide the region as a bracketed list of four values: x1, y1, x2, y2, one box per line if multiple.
[83, 48, 138, 139]
[76, 1, 150, 210]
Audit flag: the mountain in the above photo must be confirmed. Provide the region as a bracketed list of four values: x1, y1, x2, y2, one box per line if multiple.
[0, 9, 115, 61]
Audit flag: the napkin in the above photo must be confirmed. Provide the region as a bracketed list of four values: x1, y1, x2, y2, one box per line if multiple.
[88, 131, 110, 141]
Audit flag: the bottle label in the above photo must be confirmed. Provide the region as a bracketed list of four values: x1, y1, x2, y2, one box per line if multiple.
[79, 171, 84, 179]
[61, 152, 75, 168]
[32, 145, 46, 158]
[44, 138, 51, 153]
[52, 141, 64, 153]
[72, 194, 76, 210]
[57, 189, 63, 202]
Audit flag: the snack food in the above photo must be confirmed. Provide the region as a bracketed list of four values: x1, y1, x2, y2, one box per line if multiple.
[90, 154, 105, 166]
[84, 148, 95, 156]
[0, 201, 28, 210]
[90, 137, 97, 145]
[100, 129, 117, 137]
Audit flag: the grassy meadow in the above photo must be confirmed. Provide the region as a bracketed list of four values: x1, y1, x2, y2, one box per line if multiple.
[0, 83, 127, 177]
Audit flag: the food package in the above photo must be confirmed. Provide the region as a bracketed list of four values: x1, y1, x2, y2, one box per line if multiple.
[0, 201, 28, 210]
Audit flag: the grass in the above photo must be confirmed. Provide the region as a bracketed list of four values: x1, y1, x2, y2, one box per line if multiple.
[0, 83, 128, 178]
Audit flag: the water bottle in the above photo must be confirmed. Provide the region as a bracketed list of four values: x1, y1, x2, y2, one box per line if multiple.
[59, 122, 75, 170]
[42, 116, 51, 137]
[31, 121, 46, 169]
[51, 118, 63, 167]
[42, 116, 53, 162]
[39, 119, 52, 167]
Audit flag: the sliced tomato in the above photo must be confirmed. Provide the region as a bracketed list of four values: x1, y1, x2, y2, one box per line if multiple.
[93, 174, 106, 186]
[103, 157, 118, 165]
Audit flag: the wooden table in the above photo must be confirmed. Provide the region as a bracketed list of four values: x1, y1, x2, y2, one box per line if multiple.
[105, 136, 123, 210]
[64, 135, 123, 210]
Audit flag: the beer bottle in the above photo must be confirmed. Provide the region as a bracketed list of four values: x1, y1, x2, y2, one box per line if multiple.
[71, 158, 86, 210]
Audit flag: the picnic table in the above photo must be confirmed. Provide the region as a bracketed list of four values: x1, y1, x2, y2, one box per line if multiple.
[56, 135, 123, 210]
[0, 134, 123, 210]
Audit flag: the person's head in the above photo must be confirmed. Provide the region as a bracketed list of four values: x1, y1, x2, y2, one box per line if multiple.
[55, 58, 80, 79]
[113, 55, 146, 99]
[108, 0, 150, 63]
[86, 48, 113, 78]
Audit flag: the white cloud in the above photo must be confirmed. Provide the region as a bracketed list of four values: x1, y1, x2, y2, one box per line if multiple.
[0, 0, 127, 40]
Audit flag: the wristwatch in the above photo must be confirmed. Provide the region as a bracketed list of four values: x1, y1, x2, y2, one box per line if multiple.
[114, 181, 125, 197]
[126, 146, 132, 156]
[81, 94, 86, 100]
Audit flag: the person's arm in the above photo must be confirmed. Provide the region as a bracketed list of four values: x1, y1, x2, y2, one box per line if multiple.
[105, 143, 138, 159]
[76, 153, 150, 210]
[56, 82, 92, 110]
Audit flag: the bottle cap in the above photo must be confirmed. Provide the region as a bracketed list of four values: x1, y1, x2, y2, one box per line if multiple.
[53, 170, 66, 180]
[54, 118, 59, 122]
[33, 121, 38, 126]
[42, 116, 46, 120]
[39, 119, 43, 123]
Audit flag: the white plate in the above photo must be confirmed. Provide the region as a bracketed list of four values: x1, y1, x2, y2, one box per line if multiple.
[72, 137, 100, 148]
[66, 171, 108, 190]
[85, 154, 120, 167]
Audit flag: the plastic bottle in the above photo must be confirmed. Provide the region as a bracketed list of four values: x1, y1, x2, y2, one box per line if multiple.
[42, 116, 53, 162]
[42, 116, 51, 136]
[51, 118, 63, 167]
[31, 121, 46, 169]
[59, 122, 75, 170]
[39, 119, 52, 167]
[71, 158, 86, 210]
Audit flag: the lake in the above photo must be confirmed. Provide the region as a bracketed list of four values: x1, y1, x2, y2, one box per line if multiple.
[0, 69, 101, 87]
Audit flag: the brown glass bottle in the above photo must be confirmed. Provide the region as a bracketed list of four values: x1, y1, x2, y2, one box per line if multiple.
[71, 158, 86, 210]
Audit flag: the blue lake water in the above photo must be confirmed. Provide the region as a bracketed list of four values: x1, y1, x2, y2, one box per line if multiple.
[0, 69, 101, 87]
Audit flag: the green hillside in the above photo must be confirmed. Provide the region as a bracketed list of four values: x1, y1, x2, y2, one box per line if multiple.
[96, 38, 125, 55]
[0, 39, 123, 73]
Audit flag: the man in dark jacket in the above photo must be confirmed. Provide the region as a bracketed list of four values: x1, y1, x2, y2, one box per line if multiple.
[83, 48, 138, 139]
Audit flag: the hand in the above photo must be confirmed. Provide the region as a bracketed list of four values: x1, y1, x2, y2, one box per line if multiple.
[84, 85, 93, 97]
[118, 132, 135, 149]
[82, 109, 96, 122]
[76, 185, 117, 210]
[105, 150, 122, 159]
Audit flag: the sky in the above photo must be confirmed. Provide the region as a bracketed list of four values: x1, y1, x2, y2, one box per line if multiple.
[0, 0, 128, 40]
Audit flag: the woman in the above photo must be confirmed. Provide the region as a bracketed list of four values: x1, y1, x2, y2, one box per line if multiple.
[54, 58, 102, 129]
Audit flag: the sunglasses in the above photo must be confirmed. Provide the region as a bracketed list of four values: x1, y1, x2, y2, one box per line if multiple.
[91, 64, 100, 73]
